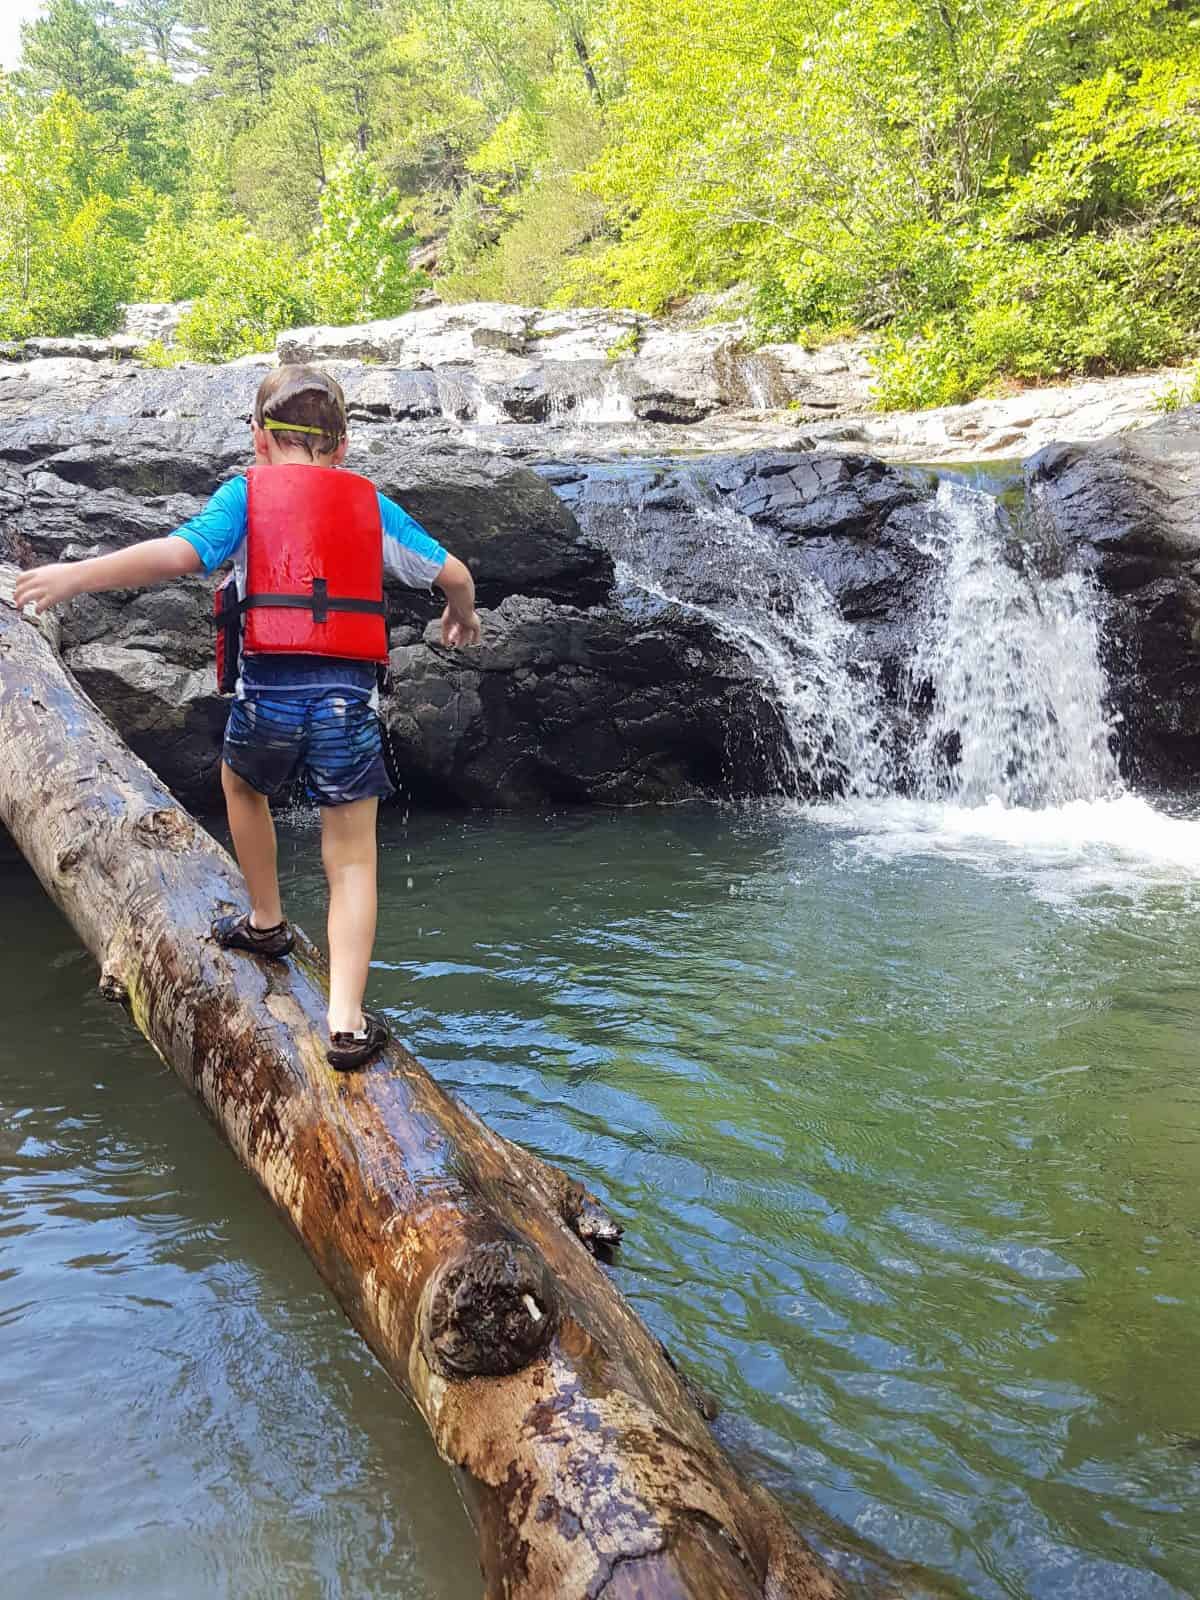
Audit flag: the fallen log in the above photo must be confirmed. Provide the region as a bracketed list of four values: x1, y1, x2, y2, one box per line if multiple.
[0, 568, 845, 1600]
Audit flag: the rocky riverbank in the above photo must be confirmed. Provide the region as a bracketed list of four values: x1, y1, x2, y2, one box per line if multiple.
[1, 328, 1198, 810]
[0, 299, 1189, 464]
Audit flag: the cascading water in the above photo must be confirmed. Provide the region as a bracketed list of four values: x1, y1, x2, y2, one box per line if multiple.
[907, 481, 1121, 807]
[547, 372, 637, 427]
[570, 466, 1122, 811]
[577, 486, 892, 797]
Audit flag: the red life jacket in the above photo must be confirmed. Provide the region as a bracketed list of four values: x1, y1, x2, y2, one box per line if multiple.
[214, 465, 388, 692]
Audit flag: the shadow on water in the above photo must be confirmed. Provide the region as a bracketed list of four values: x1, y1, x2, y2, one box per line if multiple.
[0, 855, 478, 1600]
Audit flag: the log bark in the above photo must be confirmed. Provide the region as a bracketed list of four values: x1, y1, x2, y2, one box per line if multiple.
[0, 569, 845, 1600]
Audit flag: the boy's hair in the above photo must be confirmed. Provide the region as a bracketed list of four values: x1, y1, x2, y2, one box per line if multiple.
[254, 366, 348, 459]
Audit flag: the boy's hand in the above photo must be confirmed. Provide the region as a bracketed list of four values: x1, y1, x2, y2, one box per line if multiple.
[13, 563, 80, 615]
[441, 605, 481, 647]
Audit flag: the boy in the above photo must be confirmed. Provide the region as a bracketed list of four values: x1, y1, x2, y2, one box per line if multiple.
[14, 366, 480, 1070]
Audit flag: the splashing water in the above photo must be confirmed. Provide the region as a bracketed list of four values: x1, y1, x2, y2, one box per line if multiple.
[435, 370, 505, 425]
[909, 481, 1121, 807]
[570, 466, 1126, 815]
[604, 496, 891, 797]
[548, 372, 637, 426]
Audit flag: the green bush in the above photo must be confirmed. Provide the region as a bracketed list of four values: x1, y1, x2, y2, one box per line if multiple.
[176, 232, 313, 361]
[871, 223, 1200, 410]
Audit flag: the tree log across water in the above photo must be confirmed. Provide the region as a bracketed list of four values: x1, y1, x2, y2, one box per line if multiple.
[0, 568, 845, 1600]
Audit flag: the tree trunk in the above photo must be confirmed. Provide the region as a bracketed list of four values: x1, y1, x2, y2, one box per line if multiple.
[0, 571, 844, 1600]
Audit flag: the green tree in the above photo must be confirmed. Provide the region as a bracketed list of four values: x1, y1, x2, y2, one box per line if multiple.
[96, 1, 191, 68]
[0, 89, 143, 338]
[18, 0, 134, 112]
[185, 0, 286, 109]
[308, 150, 423, 323]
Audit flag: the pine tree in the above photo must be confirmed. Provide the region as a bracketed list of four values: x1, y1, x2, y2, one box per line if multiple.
[18, 0, 135, 113]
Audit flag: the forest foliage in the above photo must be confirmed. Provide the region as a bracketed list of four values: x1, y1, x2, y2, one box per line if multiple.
[0, 0, 1197, 406]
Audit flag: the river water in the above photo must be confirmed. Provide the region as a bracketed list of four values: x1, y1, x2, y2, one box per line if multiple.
[4, 470, 1200, 1599]
[4, 798, 1199, 1599]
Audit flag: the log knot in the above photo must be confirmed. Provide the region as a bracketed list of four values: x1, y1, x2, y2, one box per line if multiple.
[134, 807, 193, 851]
[56, 837, 88, 876]
[421, 1238, 559, 1379]
[98, 968, 129, 1005]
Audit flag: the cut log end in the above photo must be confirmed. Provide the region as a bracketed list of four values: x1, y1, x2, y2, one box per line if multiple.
[572, 1191, 624, 1254]
[421, 1238, 559, 1378]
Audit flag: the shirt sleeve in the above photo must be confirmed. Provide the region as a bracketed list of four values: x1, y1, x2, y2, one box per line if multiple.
[172, 476, 248, 574]
[378, 491, 447, 588]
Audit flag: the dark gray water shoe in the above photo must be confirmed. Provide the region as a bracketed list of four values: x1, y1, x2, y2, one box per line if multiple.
[327, 1012, 389, 1071]
[212, 911, 295, 960]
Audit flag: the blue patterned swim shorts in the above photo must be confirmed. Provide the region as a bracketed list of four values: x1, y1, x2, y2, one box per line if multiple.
[223, 686, 394, 807]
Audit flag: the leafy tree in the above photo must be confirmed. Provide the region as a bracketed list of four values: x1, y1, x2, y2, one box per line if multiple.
[2, 0, 1196, 398]
[185, 0, 287, 109]
[175, 227, 313, 357]
[308, 151, 423, 323]
[96, 1, 190, 67]
[0, 89, 142, 338]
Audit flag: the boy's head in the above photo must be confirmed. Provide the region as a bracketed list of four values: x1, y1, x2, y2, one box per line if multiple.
[253, 366, 348, 466]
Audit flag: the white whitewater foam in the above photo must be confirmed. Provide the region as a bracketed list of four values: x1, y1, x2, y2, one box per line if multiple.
[804, 794, 1200, 904]
[909, 481, 1120, 806]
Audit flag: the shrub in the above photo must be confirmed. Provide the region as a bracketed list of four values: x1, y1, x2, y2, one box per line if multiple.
[176, 231, 313, 360]
[308, 153, 425, 325]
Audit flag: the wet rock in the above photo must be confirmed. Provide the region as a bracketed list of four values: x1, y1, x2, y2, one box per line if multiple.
[1027, 407, 1200, 788]
[66, 637, 229, 807]
[1, 390, 618, 808]
[554, 451, 932, 633]
[382, 595, 787, 806]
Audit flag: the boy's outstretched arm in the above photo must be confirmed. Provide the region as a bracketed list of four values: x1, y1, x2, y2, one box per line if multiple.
[436, 554, 482, 647]
[13, 536, 204, 615]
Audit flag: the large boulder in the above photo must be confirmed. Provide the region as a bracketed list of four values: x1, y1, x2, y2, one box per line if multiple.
[382, 595, 787, 805]
[119, 301, 194, 345]
[1027, 407, 1200, 788]
[278, 303, 536, 366]
[0, 375, 813, 811]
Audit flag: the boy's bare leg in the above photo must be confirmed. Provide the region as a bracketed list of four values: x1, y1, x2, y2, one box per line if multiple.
[221, 761, 285, 927]
[321, 797, 378, 1035]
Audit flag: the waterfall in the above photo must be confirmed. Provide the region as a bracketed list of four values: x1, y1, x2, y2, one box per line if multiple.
[908, 481, 1120, 807]
[435, 369, 505, 425]
[565, 466, 1120, 808]
[580, 489, 891, 797]
[547, 372, 637, 426]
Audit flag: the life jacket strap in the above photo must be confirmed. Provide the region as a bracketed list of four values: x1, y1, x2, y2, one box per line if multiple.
[235, 582, 387, 626]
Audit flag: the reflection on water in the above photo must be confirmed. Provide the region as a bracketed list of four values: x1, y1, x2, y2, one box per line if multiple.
[4, 800, 1200, 1599]
[0, 860, 478, 1600]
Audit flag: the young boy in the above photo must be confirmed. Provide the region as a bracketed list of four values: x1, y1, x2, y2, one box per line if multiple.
[14, 366, 480, 1070]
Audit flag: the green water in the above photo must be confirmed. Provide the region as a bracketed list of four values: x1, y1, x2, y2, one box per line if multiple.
[3, 800, 1199, 1598]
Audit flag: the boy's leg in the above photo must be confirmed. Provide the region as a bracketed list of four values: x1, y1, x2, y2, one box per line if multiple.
[221, 760, 285, 928]
[321, 796, 379, 1035]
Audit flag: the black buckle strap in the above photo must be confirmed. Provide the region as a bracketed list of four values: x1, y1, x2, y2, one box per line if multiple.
[236, 586, 386, 621]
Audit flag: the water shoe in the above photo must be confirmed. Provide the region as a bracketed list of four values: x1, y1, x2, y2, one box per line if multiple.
[327, 1012, 389, 1071]
[212, 911, 295, 960]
